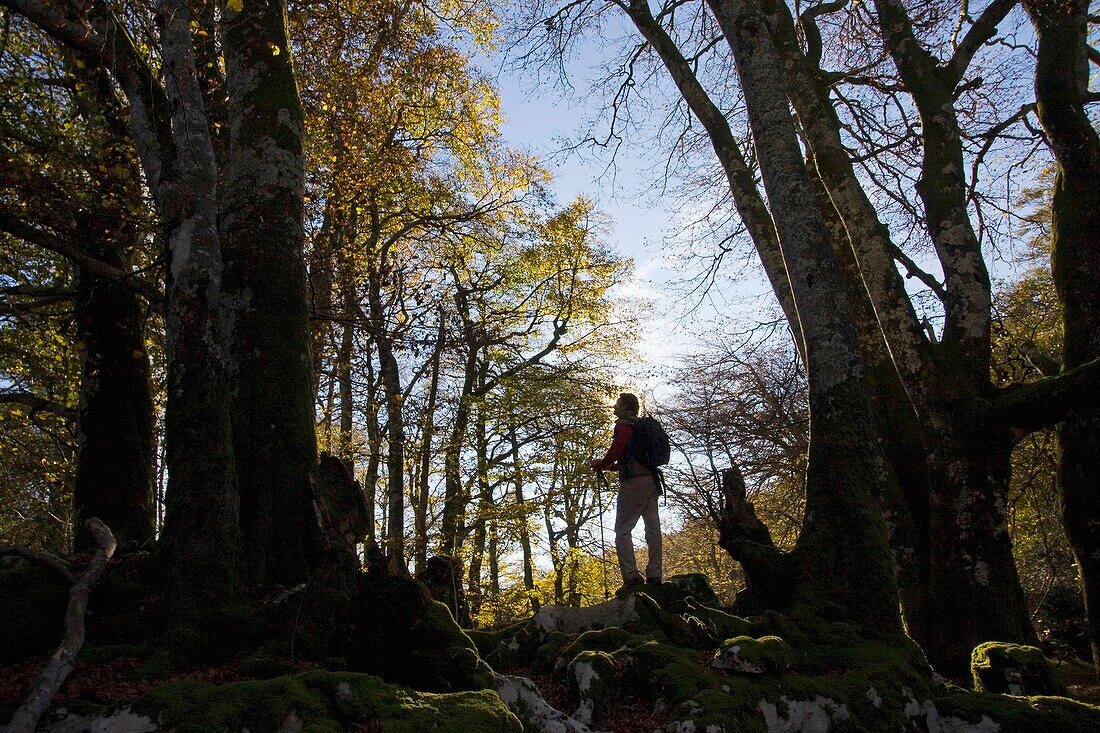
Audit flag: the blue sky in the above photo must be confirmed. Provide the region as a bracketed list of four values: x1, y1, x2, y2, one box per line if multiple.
[475, 46, 779, 402]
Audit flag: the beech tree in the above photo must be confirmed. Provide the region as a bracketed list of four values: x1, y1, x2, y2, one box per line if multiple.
[0, 17, 157, 553]
[1023, 0, 1100, 670]
[516, 0, 1100, 676]
[0, 0, 323, 656]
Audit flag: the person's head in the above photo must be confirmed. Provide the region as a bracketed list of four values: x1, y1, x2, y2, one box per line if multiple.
[614, 392, 640, 418]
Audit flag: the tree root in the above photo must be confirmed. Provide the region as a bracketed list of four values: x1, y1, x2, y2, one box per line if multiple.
[4, 517, 117, 733]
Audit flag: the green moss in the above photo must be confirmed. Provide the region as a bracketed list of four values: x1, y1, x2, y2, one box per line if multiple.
[560, 627, 635, 660]
[569, 650, 618, 724]
[134, 670, 522, 732]
[0, 563, 69, 663]
[935, 689, 1100, 732]
[467, 620, 528, 659]
[688, 602, 753, 639]
[530, 630, 572, 671]
[711, 635, 794, 674]
[972, 642, 1068, 696]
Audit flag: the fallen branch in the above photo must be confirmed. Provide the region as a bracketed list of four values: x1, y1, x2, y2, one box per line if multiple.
[5, 517, 117, 733]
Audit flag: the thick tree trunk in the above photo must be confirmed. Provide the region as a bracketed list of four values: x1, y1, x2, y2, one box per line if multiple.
[221, 0, 319, 587]
[153, 0, 241, 652]
[1025, 0, 1100, 672]
[708, 0, 902, 635]
[808, 162, 935, 649]
[71, 230, 154, 552]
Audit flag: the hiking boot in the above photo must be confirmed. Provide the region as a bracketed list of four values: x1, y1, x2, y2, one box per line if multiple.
[615, 576, 644, 596]
[646, 577, 663, 585]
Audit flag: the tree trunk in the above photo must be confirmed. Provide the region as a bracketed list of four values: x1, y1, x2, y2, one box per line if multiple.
[708, 0, 902, 635]
[362, 354, 382, 543]
[441, 314, 478, 556]
[510, 427, 538, 612]
[378, 335, 406, 573]
[466, 394, 491, 620]
[71, 228, 154, 552]
[413, 315, 445, 573]
[154, 0, 241, 652]
[221, 0, 319, 587]
[1025, 0, 1100, 672]
[807, 160, 934, 648]
[622, 0, 803, 357]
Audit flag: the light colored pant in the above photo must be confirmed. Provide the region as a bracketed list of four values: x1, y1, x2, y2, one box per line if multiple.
[614, 473, 662, 582]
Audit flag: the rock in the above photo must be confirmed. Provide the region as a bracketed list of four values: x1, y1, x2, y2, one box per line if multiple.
[709, 636, 793, 675]
[127, 670, 521, 732]
[489, 666, 607, 733]
[971, 641, 1068, 696]
[347, 572, 488, 692]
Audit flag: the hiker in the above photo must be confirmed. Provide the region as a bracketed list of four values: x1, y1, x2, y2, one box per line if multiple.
[591, 392, 663, 593]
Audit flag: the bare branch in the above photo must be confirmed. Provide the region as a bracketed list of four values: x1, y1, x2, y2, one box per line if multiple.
[950, 0, 1020, 82]
[6, 518, 117, 733]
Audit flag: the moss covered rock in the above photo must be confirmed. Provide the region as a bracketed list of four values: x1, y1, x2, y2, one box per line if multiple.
[971, 641, 1068, 696]
[568, 649, 617, 724]
[129, 670, 521, 732]
[710, 635, 794, 675]
[348, 573, 487, 692]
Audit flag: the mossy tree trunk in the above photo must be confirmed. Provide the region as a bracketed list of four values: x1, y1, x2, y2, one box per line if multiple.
[221, 0, 320, 587]
[152, 0, 242, 652]
[1025, 0, 1100, 672]
[706, 0, 903, 635]
[766, 0, 1035, 675]
[71, 236, 154, 553]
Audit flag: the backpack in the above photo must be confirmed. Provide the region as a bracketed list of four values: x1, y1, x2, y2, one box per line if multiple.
[627, 416, 671, 470]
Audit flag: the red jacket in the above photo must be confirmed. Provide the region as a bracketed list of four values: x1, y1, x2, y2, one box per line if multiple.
[592, 420, 634, 471]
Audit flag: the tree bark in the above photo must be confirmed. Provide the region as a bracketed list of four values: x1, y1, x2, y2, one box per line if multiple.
[71, 238, 154, 552]
[707, 0, 902, 635]
[153, 0, 241, 651]
[221, 0, 319, 587]
[1024, 0, 1100, 672]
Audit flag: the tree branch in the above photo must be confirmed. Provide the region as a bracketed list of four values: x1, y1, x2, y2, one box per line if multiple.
[950, 0, 1020, 82]
[992, 357, 1100, 433]
[0, 391, 76, 421]
[0, 213, 163, 308]
[0, 546, 77, 584]
[5, 518, 116, 733]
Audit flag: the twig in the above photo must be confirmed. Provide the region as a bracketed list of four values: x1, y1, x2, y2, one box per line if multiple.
[5, 518, 117, 733]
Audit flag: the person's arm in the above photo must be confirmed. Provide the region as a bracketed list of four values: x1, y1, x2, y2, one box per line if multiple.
[591, 421, 633, 471]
